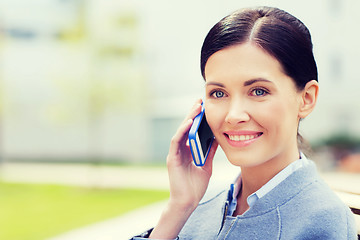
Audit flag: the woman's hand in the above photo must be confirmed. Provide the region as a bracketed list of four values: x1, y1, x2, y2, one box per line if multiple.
[167, 99, 218, 209]
[150, 99, 218, 239]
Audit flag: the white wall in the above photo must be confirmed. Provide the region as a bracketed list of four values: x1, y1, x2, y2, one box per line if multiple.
[0, 0, 359, 162]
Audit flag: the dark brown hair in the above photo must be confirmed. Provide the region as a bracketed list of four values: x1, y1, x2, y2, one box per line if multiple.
[200, 6, 318, 90]
[201, 6, 318, 153]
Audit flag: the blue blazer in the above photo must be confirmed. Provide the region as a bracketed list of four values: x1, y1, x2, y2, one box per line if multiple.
[132, 161, 357, 239]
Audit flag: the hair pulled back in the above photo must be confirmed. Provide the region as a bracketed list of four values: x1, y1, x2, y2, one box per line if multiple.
[200, 6, 318, 90]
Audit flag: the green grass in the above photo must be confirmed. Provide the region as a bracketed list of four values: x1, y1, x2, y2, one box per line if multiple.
[0, 182, 169, 240]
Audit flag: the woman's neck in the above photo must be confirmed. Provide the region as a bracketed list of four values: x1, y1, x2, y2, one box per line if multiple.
[233, 150, 300, 216]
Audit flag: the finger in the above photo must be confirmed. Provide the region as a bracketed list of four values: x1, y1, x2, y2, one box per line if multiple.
[183, 98, 202, 123]
[169, 99, 202, 156]
[168, 118, 193, 157]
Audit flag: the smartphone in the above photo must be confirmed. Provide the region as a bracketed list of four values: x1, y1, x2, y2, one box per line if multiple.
[188, 103, 215, 166]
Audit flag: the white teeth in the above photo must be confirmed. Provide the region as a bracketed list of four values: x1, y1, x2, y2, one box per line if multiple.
[228, 134, 259, 141]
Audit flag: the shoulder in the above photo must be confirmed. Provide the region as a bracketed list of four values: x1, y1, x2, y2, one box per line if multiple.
[279, 172, 357, 239]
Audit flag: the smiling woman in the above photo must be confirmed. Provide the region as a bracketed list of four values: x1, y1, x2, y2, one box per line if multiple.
[131, 6, 358, 240]
[203, 43, 317, 170]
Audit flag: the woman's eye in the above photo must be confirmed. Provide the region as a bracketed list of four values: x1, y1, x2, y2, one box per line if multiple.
[211, 91, 225, 98]
[251, 88, 268, 96]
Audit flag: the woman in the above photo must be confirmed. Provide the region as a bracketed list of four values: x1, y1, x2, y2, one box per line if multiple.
[132, 6, 357, 239]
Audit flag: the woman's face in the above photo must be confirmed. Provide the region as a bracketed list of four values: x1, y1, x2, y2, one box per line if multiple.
[204, 42, 303, 168]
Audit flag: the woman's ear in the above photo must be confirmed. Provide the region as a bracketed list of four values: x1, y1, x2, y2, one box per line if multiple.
[298, 80, 319, 119]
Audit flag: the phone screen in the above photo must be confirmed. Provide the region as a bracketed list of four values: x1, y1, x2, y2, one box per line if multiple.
[197, 114, 214, 157]
[189, 103, 215, 166]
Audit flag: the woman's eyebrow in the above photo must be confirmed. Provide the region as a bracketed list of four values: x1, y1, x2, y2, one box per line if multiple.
[206, 78, 272, 87]
[205, 82, 225, 87]
[243, 78, 272, 86]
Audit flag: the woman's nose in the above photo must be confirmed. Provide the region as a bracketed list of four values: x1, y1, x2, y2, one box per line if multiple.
[225, 100, 250, 125]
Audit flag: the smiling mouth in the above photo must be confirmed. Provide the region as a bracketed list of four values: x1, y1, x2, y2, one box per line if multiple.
[225, 133, 263, 142]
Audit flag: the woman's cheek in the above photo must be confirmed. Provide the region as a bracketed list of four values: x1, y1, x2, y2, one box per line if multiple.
[258, 100, 292, 133]
[205, 104, 226, 134]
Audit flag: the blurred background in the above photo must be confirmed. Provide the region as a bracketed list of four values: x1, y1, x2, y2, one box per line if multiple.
[0, 0, 360, 167]
[0, 0, 359, 239]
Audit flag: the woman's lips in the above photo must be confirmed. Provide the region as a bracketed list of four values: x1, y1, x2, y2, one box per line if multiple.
[224, 131, 263, 147]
